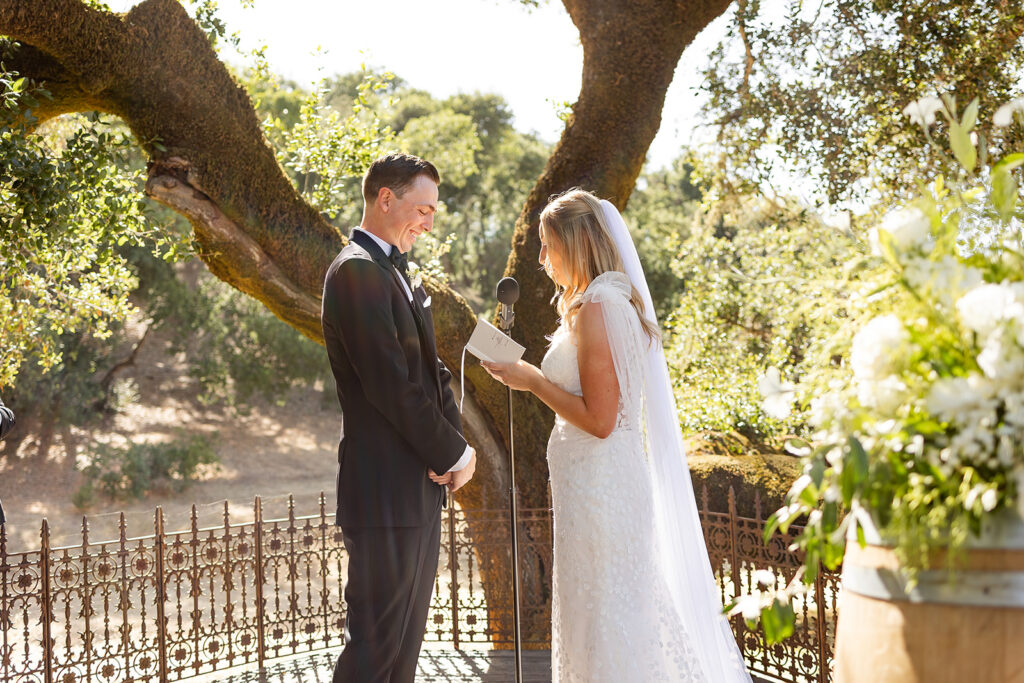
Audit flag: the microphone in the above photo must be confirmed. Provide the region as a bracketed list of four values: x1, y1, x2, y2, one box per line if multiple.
[496, 277, 519, 334]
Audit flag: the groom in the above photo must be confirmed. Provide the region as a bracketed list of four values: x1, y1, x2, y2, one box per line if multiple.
[321, 153, 477, 683]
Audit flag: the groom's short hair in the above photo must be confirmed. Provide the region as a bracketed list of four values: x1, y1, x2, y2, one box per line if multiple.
[362, 153, 440, 204]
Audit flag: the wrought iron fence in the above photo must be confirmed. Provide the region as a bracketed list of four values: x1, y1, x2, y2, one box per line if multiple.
[0, 487, 836, 682]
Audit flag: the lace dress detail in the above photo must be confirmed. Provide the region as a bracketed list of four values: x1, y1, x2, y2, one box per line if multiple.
[541, 272, 706, 682]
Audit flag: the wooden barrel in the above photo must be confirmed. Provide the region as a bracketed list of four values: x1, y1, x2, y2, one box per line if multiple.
[835, 512, 1024, 683]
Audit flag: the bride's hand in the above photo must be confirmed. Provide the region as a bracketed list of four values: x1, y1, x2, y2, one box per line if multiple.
[480, 360, 542, 392]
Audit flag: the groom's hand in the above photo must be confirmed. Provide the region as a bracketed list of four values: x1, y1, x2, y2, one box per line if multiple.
[448, 448, 477, 493]
[428, 469, 453, 486]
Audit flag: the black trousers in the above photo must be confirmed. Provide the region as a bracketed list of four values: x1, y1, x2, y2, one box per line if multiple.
[333, 513, 442, 683]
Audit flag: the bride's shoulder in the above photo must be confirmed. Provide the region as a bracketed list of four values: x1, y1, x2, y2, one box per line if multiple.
[581, 271, 632, 304]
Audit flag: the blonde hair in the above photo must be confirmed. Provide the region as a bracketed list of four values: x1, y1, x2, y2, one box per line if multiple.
[539, 188, 658, 340]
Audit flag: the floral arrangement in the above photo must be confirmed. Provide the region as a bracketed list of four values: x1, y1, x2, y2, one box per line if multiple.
[737, 96, 1024, 642]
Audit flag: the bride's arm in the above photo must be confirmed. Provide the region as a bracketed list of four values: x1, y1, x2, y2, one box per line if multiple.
[481, 301, 620, 439]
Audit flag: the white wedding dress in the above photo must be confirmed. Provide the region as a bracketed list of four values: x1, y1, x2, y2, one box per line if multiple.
[541, 271, 750, 682]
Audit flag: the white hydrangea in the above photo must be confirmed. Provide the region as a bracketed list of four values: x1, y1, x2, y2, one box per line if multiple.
[857, 375, 908, 413]
[956, 282, 1024, 338]
[927, 375, 1000, 421]
[869, 207, 932, 255]
[904, 256, 982, 307]
[851, 315, 908, 382]
[978, 330, 1024, 382]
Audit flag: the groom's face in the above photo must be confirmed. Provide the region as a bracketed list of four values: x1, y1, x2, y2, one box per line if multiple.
[381, 174, 438, 254]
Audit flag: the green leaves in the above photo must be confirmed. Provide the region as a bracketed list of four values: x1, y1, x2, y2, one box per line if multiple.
[757, 596, 796, 644]
[948, 99, 979, 173]
[990, 153, 1024, 220]
[0, 88, 189, 387]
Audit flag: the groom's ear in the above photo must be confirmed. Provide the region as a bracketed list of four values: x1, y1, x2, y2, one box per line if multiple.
[377, 187, 394, 213]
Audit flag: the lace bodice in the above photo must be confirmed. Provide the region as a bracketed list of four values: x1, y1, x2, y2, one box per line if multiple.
[540, 272, 645, 441]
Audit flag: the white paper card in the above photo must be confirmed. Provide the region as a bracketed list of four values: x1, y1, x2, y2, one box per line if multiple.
[465, 318, 525, 364]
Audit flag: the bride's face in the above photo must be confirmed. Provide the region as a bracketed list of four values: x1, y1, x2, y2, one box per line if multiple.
[539, 223, 570, 288]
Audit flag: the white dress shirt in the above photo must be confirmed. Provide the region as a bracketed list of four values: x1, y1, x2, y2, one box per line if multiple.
[353, 228, 471, 474]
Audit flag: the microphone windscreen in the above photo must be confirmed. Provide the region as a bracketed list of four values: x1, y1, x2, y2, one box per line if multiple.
[496, 277, 520, 305]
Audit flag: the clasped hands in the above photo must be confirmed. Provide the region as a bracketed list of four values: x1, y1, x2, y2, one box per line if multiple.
[427, 360, 542, 493]
[428, 448, 477, 492]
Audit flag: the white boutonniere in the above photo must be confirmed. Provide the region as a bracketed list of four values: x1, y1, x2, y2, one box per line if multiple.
[408, 262, 424, 291]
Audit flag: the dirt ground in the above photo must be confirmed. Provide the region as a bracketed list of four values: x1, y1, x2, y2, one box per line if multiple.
[0, 329, 342, 553]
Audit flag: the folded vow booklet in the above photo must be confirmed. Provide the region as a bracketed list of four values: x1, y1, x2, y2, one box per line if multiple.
[459, 319, 526, 412]
[465, 319, 526, 364]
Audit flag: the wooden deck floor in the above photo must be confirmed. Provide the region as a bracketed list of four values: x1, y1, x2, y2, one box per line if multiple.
[192, 647, 553, 682]
[192, 647, 781, 682]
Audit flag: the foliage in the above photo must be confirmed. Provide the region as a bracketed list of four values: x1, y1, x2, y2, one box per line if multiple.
[623, 155, 705, 319]
[262, 67, 396, 222]
[145, 261, 328, 409]
[662, 187, 858, 440]
[257, 67, 549, 313]
[0, 57, 189, 389]
[420, 93, 549, 311]
[73, 433, 219, 508]
[702, 0, 1024, 204]
[740, 98, 1024, 644]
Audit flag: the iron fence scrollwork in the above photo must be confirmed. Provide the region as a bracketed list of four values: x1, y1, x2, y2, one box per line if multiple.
[0, 488, 835, 682]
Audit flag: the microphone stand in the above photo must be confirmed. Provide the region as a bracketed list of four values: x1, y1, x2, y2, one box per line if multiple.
[497, 298, 524, 683]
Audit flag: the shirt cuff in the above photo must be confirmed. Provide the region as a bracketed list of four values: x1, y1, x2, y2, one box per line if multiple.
[446, 445, 473, 473]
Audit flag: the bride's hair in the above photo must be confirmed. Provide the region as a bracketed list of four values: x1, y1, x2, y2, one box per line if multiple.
[540, 188, 658, 340]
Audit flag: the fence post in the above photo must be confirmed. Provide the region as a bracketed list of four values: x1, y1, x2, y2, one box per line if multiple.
[40, 519, 54, 683]
[287, 495, 298, 647]
[448, 505, 459, 650]
[319, 493, 331, 649]
[254, 496, 266, 672]
[726, 488, 745, 647]
[154, 507, 169, 683]
[0, 522, 8, 682]
[80, 517, 93, 681]
[815, 570, 829, 683]
[118, 514, 132, 682]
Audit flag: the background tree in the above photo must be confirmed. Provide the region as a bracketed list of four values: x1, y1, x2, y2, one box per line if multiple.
[700, 0, 1024, 204]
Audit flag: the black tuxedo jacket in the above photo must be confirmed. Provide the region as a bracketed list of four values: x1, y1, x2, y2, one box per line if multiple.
[321, 230, 466, 527]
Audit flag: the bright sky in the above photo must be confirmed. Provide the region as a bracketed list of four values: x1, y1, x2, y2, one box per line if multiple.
[109, 0, 735, 171]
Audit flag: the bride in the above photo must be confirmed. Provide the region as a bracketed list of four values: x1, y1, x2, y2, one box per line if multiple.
[480, 189, 751, 682]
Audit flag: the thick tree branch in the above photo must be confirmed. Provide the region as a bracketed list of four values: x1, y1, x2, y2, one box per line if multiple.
[0, 0, 128, 89]
[1, 43, 111, 121]
[145, 158, 322, 341]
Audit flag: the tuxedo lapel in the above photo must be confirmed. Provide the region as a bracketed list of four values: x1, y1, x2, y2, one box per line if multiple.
[349, 230, 443, 402]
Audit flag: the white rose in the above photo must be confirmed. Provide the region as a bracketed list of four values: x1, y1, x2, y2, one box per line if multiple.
[981, 488, 999, 512]
[965, 485, 984, 510]
[736, 594, 763, 621]
[851, 315, 908, 382]
[994, 97, 1024, 128]
[758, 367, 796, 419]
[903, 96, 944, 127]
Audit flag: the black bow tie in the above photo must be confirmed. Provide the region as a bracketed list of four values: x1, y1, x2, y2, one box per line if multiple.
[388, 248, 409, 279]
